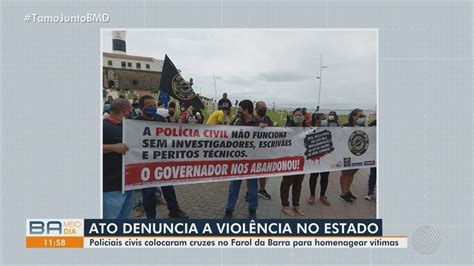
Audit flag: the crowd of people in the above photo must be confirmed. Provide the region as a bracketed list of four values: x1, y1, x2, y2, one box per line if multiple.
[103, 93, 376, 219]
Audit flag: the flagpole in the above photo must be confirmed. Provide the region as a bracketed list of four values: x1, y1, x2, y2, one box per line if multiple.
[316, 53, 328, 113]
[316, 53, 323, 112]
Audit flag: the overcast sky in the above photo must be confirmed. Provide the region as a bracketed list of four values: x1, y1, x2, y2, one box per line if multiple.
[103, 29, 376, 111]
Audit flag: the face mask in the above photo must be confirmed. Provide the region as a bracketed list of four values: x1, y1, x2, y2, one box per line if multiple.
[293, 116, 304, 125]
[103, 103, 111, 112]
[320, 120, 328, 126]
[187, 116, 196, 124]
[143, 106, 157, 117]
[356, 117, 366, 126]
[257, 108, 267, 116]
[328, 115, 335, 121]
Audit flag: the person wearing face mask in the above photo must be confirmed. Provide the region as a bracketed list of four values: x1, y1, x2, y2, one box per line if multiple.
[218, 92, 232, 111]
[280, 108, 308, 217]
[167, 102, 178, 123]
[193, 109, 205, 124]
[327, 111, 342, 127]
[179, 102, 189, 123]
[129, 98, 141, 119]
[242, 101, 274, 201]
[302, 107, 312, 127]
[339, 108, 366, 203]
[179, 104, 197, 124]
[307, 113, 331, 206]
[103, 103, 111, 119]
[103, 98, 133, 219]
[134, 95, 189, 219]
[224, 100, 267, 219]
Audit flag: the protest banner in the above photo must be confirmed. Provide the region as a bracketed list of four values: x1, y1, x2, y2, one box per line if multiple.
[122, 120, 376, 191]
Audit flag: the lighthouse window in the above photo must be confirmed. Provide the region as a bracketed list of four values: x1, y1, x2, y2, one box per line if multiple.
[136, 63, 141, 69]
[146, 64, 150, 69]
[107, 60, 112, 66]
[121, 61, 126, 68]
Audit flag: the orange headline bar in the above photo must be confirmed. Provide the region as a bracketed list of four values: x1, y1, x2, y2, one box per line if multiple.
[26, 236, 83, 248]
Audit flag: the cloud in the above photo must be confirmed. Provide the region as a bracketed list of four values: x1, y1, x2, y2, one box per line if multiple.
[102, 29, 377, 109]
[255, 70, 310, 82]
[223, 75, 254, 86]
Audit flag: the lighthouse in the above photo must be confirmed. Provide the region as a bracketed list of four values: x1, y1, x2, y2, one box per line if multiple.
[103, 30, 164, 94]
[112, 31, 126, 54]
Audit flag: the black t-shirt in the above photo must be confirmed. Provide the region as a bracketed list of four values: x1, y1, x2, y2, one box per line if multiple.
[234, 116, 259, 126]
[256, 115, 273, 127]
[343, 122, 355, 127]
[103, 118, 124, 192]
[218, 98, 232, 110]
[286, 119, 309, 127]
[135, 114, 167, 122]
[343, 122, 365, 127]
[103, 115, 167, 192]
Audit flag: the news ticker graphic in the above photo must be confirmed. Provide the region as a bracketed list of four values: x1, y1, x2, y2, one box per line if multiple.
[26, 219, 407, 249]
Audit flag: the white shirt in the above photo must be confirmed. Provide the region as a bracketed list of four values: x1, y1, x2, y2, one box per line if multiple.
[156, 108, 170, 118]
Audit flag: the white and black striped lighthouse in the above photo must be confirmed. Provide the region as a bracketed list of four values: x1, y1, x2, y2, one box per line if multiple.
[112, 31, 126, 54]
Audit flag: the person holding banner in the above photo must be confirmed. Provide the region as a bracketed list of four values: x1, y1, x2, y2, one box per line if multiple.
[339, 108, 367, 203]
[253, 101, 273, 200]
[102, 98, 133, 219]
[366, 119, 377, 201]
[308, 113, 331, 206]
[280, 108, 308, 217]
[224, 100, 266, 219]
[328, 111, 342, 127]
[135, 95, 189, 219]
[302, 107, 312, 127]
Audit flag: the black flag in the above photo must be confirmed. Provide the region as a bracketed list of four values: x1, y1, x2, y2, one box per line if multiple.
[159, 55, 204, 110]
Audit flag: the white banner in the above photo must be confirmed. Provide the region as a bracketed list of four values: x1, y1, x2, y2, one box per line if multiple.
[123, 120, 376, 190]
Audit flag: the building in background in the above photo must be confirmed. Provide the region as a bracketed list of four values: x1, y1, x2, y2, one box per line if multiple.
[102, 31, 209, 107]
[103, 31, 163, 97]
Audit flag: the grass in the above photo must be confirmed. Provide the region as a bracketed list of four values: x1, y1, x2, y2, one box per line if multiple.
[115, 93, 354, 126]
[114, 93, 357, 126]
[200, 106, 350, 127]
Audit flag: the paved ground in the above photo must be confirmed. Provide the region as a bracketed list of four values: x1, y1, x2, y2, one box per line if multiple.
[141, 168, 376, 219]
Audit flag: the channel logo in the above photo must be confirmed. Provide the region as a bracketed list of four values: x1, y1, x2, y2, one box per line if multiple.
[26, 219, 84, 236]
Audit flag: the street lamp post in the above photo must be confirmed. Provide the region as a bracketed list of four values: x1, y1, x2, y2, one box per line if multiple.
[213, 72, 217, 110]
[316, 53, 328, 113]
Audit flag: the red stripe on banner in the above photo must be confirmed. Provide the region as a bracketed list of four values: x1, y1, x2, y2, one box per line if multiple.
[125, 156, 304, 187]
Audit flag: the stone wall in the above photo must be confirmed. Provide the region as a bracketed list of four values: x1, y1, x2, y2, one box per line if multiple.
[103, 67, 162, 92]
